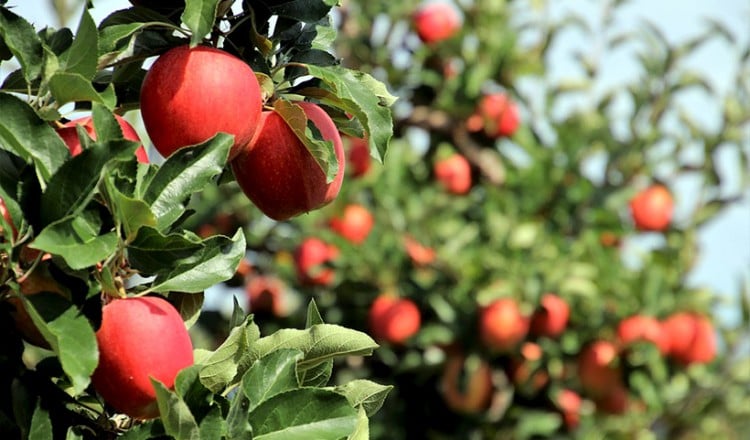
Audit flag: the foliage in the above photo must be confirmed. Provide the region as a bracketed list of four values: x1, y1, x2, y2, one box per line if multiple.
[195, 0, 749, 439]
[0, 0, 394, 438]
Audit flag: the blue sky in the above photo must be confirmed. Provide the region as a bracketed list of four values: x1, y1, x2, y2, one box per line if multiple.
[3, 0, 748, 324]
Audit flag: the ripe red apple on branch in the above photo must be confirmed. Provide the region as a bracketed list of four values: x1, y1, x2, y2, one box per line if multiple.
[617, 314, 670, 355]
[530, 293, 570, 338]
[577, 340, 622, 397]
[368, 294, 421, 344]
[55, 114, 148, 163]
[440, 350, 494, 414]
[231, 101, 346, 221]
[294, 237, 339, 286]
[662, 312, 717, 365]
[467, 92, 520, 139]
[346, 137, 372, 178]
[329, 204, 374, 245]
[140, 45, 263, 160]
[629, 184, 674, 231]
[91, 296, 194, 419]
[479, 298, 529, 351]
[434, 153, 472, 195]
[412, 2, 461, 44]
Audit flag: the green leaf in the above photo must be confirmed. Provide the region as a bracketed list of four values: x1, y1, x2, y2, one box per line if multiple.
[148, 230, 247, 293]
[23, 292, 98, 395]
[248, 388, 358, 440]
[90, 102, 124, 141]
[298, 359, 332, 388]
[102, 174, 157, 241]
[302, 65, 395, 163]
[198, 406, 226, 439]
[226, 390, 252, 440]
[199, 315, 261, 393]
[31, 216, 118, 270]
[242, 349, 303, 412]
[257, 0, 336, 22]
[182, 0, 221, 47]
[515, 410, 562, 438]
[273, 99, 338, 182]
[118, 420, 166, 440]
[142, 133, 232, 231]
[28, 398, 52, 440]
[0, 7, 43, 83]
[99, 23, 146, 55]
[347, 407, 368, 440]
[0, 92, 68, 181]
[305, 299, 325, 328]
[127, 227, 204, 273]
[244, 324, 378, 374]
[170, 291, 205, 329]
[39, 138, 137, 225]
[334, 380, 392, 417]
[152, 378, 201, 440]
[64, 9, 97, 78]
[48, 72, 116, 110]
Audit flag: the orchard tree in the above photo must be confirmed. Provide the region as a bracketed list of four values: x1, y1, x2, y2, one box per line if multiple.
[0, 0, 396, 438]
[188, 0, 747, 439]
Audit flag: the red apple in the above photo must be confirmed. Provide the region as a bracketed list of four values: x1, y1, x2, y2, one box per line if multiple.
[245, 275, 286, 316]
[347, 137, 372, 178]
[92, 296, 194, 419]
[413, 2, 461, 44]
[140, 45, 262, 160]
[530, 293, 570, 338]
[577, 340, 621, 397]
[403, 235, 436, 266]
[56, 114, 148, 163]
[629, 184, 674, 231]
[368, 294, 421, 344]
[294, 237, 339, 286]
[662, 312, 717, 365]
[595, 384, 629, 414]
[479, 298, 529, 351]
[231, 102, 346, 221]
[556, 389, 582, 430]
[434, 153, 472, 195]
[468, 93, 520, 138]
[329, 204, 374, 245]
[617, 315, 670, 355]
[440, 351, 494, 414]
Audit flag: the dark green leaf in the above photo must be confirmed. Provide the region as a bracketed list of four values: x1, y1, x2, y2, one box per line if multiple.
[48, 72, 116, 110]
[23, 292, 98, 394]
[152, 379, 201, 440]
[257, 0, 336, 22]
[0, 7, 43, 83]
[298, 359, 332, 388]
[39, 138, 137, 225]
[170, 291, 205, 329]
[0, 92, 68, 181]
[148, 230, 246, 293]
[182, 0, 221, 47]
[242, 349, 303, 412]
[142, 133, 232, 231]
[127, 227, 204, 273]
[31, 216, 118, 270]
[198, 406, 226, 439]
[248, 388, 358, 440]
[64, 9, 97, 78]
[102, 174, 157, 241]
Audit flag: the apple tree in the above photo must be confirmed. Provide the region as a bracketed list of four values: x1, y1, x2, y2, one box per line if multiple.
[184, 0, 749, 439]
[0, 0, 396, 438]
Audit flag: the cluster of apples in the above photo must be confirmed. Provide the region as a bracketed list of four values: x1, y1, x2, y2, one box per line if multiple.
[459, 294, 716, 429]
[56, 45, 347, 222]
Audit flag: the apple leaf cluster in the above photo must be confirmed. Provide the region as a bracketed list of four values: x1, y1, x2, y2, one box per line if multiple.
[0, 0, 396, 438]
